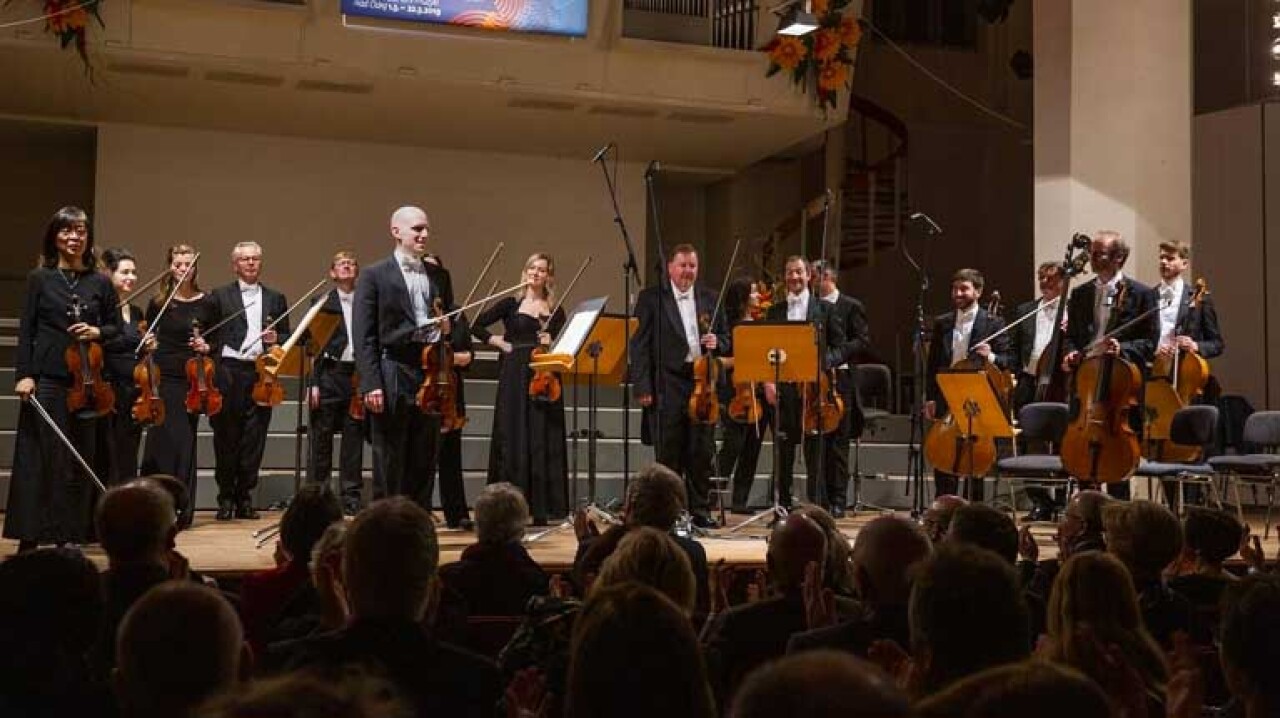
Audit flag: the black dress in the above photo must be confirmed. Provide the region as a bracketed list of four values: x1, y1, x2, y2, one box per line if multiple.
[471, 298, 567, 524]
[5, 267, 120, 544]
[139, 295, 221, 527]
[96, 302, 145, 486]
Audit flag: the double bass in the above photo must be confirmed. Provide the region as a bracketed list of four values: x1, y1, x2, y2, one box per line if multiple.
[1033, 241, 1091, 403]
[65, 295, 116, 418]
[1143, 278, 1212, 461]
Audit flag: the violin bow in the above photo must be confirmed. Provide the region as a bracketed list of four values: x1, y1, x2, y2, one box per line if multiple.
[543, 256, 593, 332]
[459, 242, 505, 313]
[707, 238, 742, 333]
[971, 295, 1060, 348]
[25, 395, 107, 494]
[135, 252, 201, 356]
[426, 281, 531, 326]
[116, 269, 169, 310]
[242, 277, 330, 351]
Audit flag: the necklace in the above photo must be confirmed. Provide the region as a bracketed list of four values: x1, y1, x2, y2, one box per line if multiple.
[58, 267, 81, 292]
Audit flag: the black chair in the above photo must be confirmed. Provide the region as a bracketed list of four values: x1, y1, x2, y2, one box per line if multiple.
[850, 364, 892, 511]
[1134, 404, 1220, 515]
[1208, 410, 1280, 538]
[993, 402, 1070, 524]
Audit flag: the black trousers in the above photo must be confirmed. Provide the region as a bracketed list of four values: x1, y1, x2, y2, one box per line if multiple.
[431, 428, 470, 524]
[369, 391, 440, 510]
[308, 401, 364, 504]
[141, 375, 200, 528]
[655, 408, 715, 517]
[717, 406, 770, 510]
[210, 360, 273, 507]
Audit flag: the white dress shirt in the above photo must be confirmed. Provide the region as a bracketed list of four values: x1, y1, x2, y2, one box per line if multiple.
[1093, 272, 1124, 344]
[786, 288, 811, 321]
[821, 289, 840, 305]
[1156, 277, 1184, 348]
[1025, 299, 1058, 374]
[395, 249, 438, 343]
[952, 304, 978, 362]
[222, 280, 264, 360]
[672, 281, 701, 362]
[338, 289, 355, 362]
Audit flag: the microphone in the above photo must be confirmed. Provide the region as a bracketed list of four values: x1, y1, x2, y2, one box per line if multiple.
[645, 160, 661, 177]
[908, 212, 942, 235]
[1071, 232, 1092, 249]
[591, 142, 614, 163]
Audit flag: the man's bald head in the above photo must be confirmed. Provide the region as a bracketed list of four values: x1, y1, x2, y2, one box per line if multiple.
[852, 516, 932, 606]
[389, 206, 430, 256]
[767, 514, 827, 591]
[96, 480, 176, 566]
[115, 582, 245, 718]
[923, 495, 968, 543]
[732, 650, 908, 718]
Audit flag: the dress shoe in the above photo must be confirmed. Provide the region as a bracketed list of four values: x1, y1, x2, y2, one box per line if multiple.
[235, 503, 259, 520]
[691, 514, 719, 530]
[447, 517, 475, 531]
[216, 501, 234, 521]
[1024, 505, 1055, 523]
[830, 506, 847, 519]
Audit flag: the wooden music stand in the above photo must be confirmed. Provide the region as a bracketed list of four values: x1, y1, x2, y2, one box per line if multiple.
[935, 369, 1014, 487]
[728, 322, 818, 533]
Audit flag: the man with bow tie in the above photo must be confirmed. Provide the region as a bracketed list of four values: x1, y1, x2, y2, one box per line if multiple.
[762, 256, 847, 510]
[631, 243, 729, 529]
[353, 206, 455, 510]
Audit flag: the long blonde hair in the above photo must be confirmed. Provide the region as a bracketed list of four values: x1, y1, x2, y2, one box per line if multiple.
[151, 244, 201, 311]
[524, 252, 556, 302]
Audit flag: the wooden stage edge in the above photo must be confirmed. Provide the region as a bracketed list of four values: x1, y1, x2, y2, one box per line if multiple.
[2, 509, 1277, 578]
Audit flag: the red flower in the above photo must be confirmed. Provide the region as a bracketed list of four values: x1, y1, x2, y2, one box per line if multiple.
[812, 28, 841, 62]
[768, 36, 808, 72]
[817, 59, 850, 93]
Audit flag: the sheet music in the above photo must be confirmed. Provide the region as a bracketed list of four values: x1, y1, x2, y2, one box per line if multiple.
[552, 310, 597, 355]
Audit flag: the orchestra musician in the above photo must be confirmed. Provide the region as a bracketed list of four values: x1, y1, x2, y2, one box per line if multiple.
[471, 253, 567, 527]
[5, 207, 121, 551]
[762, 256, 846, 510]
[923, 268, 1011, 500]
[713, 277, 770, 514]
[1009, 261, 1067, 520]
[353, 206, 452, 509]
[139, 245, 220, 529]
[210, 242, 290, 521]
[97, 248, 150, 486]
[306, 251, 365, 515]
[423, 251, 475, 530]
[631, 243, 728, 529]
[810, 260, 870, 518]
[1061, 230, 1159, 500]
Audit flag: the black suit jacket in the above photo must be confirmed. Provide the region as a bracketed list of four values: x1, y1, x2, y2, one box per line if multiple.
[925, 307, 1011, 415]
[307, 289, 355, 404]
[1169, 282, 1224, 358]
[630, 282, 729, 412]
[826, 292, 870, 435]
[15, 268, 121, 383]
[786, 603, 909, 659]
[352, 254, 455, 403]
[764, 295, 847, 441]
[1065, 276, 1158, 366]
[209, 282, 290, 359]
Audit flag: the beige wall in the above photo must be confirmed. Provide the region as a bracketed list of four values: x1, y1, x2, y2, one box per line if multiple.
[93, 123, 647, 321]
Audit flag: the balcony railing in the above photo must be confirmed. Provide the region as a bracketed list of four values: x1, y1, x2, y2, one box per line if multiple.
[623, 0, 762, 51]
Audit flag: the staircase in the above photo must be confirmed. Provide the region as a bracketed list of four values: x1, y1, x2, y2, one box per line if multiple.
[839, 95, 910, 269]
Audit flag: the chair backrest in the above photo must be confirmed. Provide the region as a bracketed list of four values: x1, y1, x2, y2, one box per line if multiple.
[1242, 411, 1280, 451]
[1170, 404, 1220, 447]
[1017, 402, 1069, 444]
[853, 364, 893, 410]
[463, 615, 524, 659]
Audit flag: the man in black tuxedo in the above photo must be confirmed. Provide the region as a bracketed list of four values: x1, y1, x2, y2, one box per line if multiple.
[210, 241, 290, 520]
[424, 251, 475, 530]
[631, 243, 728, 529]
[353, 206, 452, 509]
[810, 260, 870, 517]
[762, 256, 847, 509]
[923, 268, 1011, 500]
[306, 251, 364, 513]
[1009, 262, 1067, 520]
[1061, 231, 1159, 499]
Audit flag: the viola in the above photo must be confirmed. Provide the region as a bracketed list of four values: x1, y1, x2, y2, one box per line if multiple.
[802, 369, 844, 435]
[417, 299, 467, 432]
[65, 295, 116, 418]
[130, 320, 165, 427]
[184, 319, 222, 416]
[688, 313, 721, 425]
[348, 371, 364, 421]
[251, 314, 286, 407]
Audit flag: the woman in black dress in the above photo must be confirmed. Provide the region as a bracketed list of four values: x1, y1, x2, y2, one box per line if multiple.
[5, 206, 121, 551]
[472, 253, 568, 525]
[97, 248, 151, 485]
[139, 244, 219, 528]
[714, 277, 771, 513]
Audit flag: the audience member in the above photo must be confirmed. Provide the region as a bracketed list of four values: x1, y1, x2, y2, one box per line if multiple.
[914, 660, 1114, 718]
[115, 581, 247, 718]
[730, 650, 909, 718]
[792, 504, 857, 596]
[597, 527, 696, 614]
[1169, 507, 1242, 641]
[947, 504, 1018, 564]
[276, 497, 501, 718]
[0, 548, 106, 718]
[564, 582, 715, 718]
[1019, 490, 1111, 600]
[138, 474, 217, 587]
[439, 482, 548, 617]
[198, 670, 410, 718]
[922, 495, 967, 544]
[788, 515, 931, 657]
[1104, 500, 1194, 647]
[1219, 574, 1280, 718]
[240, 484, 344, 656]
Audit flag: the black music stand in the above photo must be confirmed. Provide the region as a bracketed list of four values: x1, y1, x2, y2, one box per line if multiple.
[934, 369, 1014, 496]
[728, 321, 818, 533]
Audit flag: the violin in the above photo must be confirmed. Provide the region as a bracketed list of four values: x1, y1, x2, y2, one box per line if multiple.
[529, 257, 591, 404]
[687, 313, 721, 425]
[1143, 278, 1212, 462]
[1060, 282, 1142, 483]
[65, 295, 116, 418]
[185, 319, 222, 416]
[728, 382, 763, 424]
[802, 369, 844, 435]
[251, 315, 286, 407]
[130, 320, 165, 427]
[417, 298, 467, 432]
[348, 372, 364, 421]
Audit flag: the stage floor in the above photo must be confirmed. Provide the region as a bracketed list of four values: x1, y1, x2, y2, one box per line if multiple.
[1, 509, 1274, 578]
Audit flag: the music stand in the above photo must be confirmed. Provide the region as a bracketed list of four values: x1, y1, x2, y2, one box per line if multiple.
[934, 369, 1014, 495]
[728, 321, 818, 533]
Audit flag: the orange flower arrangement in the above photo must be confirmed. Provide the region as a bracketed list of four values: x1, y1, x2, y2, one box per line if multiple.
[761, 0, 861, 112]
[5, 0, 103, 74]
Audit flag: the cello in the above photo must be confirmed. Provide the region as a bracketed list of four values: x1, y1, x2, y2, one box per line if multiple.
[65, 295, 116, 418]
[1143, 278, 1212, 461]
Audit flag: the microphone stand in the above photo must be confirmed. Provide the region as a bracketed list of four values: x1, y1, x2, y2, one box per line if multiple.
[902, 215, 937, 518]
[594, 146, 645, 497]
[643, 161, 670, 471]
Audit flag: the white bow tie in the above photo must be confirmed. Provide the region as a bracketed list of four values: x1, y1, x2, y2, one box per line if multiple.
[788, 295, 804, 305]
[676, 291, 692, 302]
[401, 259, 425, 274]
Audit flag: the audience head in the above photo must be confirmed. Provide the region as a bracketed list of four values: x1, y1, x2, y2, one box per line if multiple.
[923, 495, 968, 544]
[1063, 490, 1109, 538]
[914, 660, 1114, 718]
[343, 498, 439, 622]
[566, 582, 714, 718]
[909, 544, 1030, 696]
[279, 485, 344, 569]
[474, 482, 530, 545]
[0, 548, 101, 681]
[767, 514, 828, 593]
[198, 671, 409, 718]
[946, 504, 1018, 564]
[793, 504, 856, 594]
[595, 527, 696, 614]
[1182, 507, 1243, 568]
[97, 480, 177, 567]
[851, 515, 932, 607]
[731, 650, 908, 718]
[1220, 574, 1280, 712]
[115, 582, 246, 718]
[140, 474, 189, 525]
[626, 463, 687, 531]
[1103, 500, 1182, 584]
[309, 521, 347, 588]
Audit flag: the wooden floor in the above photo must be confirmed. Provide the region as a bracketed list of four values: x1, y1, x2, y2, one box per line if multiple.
[2, 508, 1277, 578]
